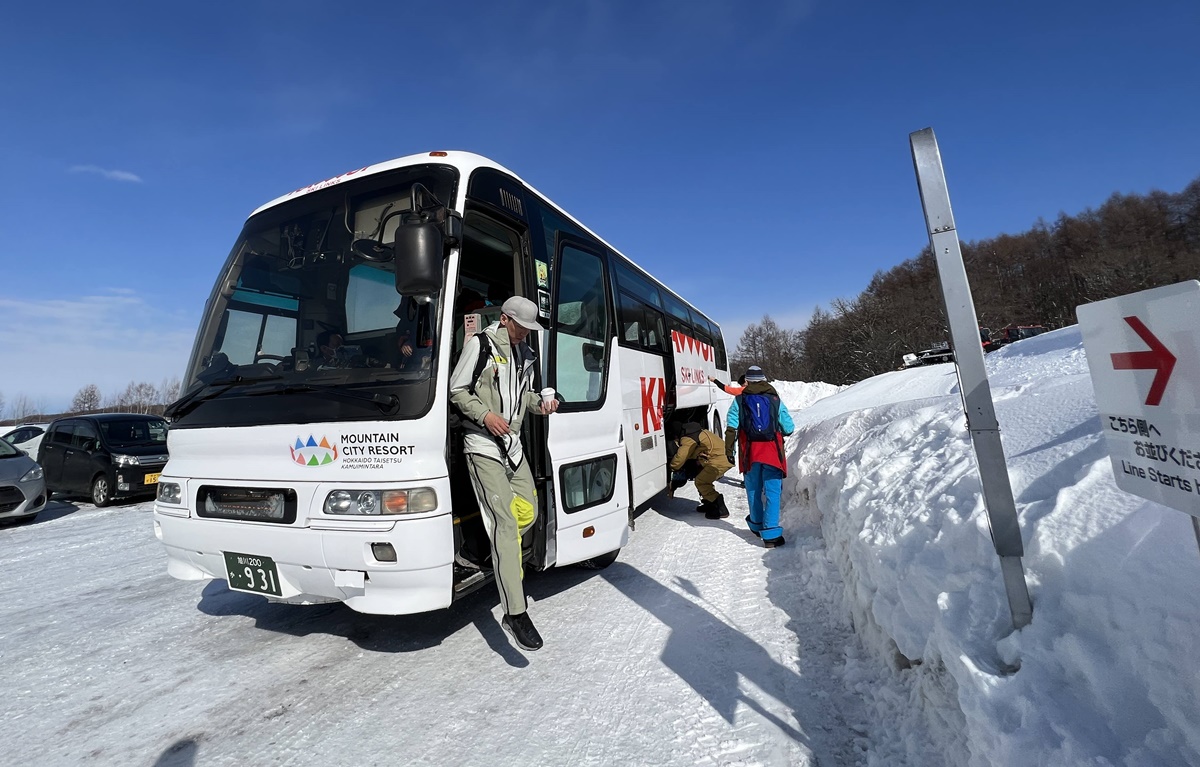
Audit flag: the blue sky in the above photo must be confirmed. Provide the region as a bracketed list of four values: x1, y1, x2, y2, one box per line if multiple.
[2, 0, 1198, 413]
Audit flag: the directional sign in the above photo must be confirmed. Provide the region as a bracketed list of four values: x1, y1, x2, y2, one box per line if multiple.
[1077, 281, 1200, 518]
[1109, 316, 1176, 405]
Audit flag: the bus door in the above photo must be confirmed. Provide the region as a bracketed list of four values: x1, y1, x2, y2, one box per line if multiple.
[546, 237, 629, 565]
[447, 206, 528, 568]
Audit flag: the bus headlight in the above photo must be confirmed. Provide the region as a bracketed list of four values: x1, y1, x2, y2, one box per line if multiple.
[323, 488, 438, 515]
[157, 482, 182, 504]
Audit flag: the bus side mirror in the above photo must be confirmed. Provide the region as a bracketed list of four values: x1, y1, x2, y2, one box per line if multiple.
[393, 217, 444, 296]
[392, 183, 461, 298]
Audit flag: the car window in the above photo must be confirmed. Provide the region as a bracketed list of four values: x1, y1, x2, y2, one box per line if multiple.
[73, 423, 100, 451]
[99, 419, 168, 448]
[51, 424, 76, 446]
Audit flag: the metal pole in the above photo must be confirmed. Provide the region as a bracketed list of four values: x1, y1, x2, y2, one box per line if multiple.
[910, 127, 1033, 630]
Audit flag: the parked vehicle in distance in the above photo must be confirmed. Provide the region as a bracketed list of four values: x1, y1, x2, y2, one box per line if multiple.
[1, 423, 50, 457]
[37, 414, 169, 506]
[979, 327, 994, 353]
[992, 324, 1048, 348]
[903, 327, 999, 368]
[902, 341, 954, 369]
[0, 436, 47, 524]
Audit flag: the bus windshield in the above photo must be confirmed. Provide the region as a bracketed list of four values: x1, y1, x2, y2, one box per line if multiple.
[171, 165, 458, 428]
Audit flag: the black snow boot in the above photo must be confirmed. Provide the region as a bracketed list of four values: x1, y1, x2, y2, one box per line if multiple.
[704, 494, 730, 520]
[695, 497, 713, 514]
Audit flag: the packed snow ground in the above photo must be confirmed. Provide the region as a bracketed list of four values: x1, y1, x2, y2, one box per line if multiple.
[2, 325, 1197, 766]
[0, 456, 886, 766]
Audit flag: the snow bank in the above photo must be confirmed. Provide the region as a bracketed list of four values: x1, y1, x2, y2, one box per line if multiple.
[780, 327, 1200, 767]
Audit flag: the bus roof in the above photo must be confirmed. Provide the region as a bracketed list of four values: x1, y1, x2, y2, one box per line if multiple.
[248, 150, 507, 218]
[248, 150, 721, 336]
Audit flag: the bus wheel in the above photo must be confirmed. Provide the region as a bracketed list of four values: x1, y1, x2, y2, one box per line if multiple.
[577, 549, 620, 570]
[91, 475, 113, 507]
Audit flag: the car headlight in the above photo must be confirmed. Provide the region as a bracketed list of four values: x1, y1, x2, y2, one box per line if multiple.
[157, 482, 182, 504]
[113, 454, 141, 467]
[20, 465, 44, 482]
[323, 487, 438, 515]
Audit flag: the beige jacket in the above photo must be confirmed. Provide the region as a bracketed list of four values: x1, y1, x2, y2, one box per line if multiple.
[670, 428, 733, 473]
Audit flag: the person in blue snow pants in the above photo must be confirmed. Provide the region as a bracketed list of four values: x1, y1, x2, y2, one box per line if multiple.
[724, 365, 794, 547]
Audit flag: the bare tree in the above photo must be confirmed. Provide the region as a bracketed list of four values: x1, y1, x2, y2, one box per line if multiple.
[117, 381, 160, 414]
[159, 377, 181, 407]
[71, 384, 103, 414]
[10, 394, 37, 422]
[730, 315, 805, 381]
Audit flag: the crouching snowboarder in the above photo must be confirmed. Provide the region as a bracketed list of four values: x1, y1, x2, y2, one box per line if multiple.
[667, 421, 733, 519]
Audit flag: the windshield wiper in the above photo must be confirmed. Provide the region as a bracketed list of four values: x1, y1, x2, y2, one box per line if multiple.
[164, 374, 283, 419]
[248, 383, 400, 415]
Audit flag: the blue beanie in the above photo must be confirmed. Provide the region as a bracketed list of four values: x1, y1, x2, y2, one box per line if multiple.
[745, 365, 767, 382]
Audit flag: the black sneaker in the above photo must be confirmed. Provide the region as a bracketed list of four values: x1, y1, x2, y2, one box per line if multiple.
[762, 536, 786, 549]
[502, 612, 543, 651]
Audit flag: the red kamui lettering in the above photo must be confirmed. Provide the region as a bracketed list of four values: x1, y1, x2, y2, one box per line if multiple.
[640, 377, 665, 432]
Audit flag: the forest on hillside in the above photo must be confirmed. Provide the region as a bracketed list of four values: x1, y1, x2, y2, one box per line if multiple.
[731, 175, 1200, 385]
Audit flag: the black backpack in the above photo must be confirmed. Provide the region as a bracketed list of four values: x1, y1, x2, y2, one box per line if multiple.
[448, 332, 496, 431]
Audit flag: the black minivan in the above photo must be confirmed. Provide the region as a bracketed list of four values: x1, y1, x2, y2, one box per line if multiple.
[38, 414, 169, 506]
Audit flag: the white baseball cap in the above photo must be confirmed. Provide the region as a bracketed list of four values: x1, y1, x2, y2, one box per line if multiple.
[500, 296, 545, 331]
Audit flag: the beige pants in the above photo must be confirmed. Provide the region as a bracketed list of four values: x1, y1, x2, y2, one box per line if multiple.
[694, 462, 731, 502]
[464, 452, 537, 616]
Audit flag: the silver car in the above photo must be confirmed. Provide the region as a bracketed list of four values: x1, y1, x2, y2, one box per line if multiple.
[0, 437, 47, 524]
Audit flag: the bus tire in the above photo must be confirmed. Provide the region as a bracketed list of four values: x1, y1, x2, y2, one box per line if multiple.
[577, 549, 620, 570]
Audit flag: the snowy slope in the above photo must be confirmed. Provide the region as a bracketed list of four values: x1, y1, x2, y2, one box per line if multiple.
[787, 326, 1200, 766]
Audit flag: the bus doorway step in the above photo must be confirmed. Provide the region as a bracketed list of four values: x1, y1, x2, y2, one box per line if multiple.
[453, 568, 492, 594]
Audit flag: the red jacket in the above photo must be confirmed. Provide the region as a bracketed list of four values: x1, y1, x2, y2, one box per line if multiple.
[733, 383, 787, 476]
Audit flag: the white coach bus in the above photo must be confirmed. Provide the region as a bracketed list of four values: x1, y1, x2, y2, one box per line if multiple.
[154, 151, 731, 615]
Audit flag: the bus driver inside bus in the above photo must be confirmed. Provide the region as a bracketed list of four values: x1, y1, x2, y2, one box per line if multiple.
[448, 295, 558, 652]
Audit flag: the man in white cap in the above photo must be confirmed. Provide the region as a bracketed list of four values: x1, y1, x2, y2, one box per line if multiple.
[449, 295, 558, 651]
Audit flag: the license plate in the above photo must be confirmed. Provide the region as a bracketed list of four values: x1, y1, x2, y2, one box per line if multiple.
[144, 473, 160, 485]
[223, 551, 282, 596]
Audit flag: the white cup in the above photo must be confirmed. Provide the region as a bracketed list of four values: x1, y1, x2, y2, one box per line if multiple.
[540, 387, 556, 404]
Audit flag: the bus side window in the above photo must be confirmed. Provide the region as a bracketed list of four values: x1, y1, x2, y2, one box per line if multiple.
[555, 245, 608, 403]
[617, 291, 642, 344]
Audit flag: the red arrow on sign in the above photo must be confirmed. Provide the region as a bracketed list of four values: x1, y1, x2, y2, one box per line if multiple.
[1110, 316, 1176, 406]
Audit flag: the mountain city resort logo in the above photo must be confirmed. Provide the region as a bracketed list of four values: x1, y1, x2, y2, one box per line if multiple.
[291, 435, 340, 467]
